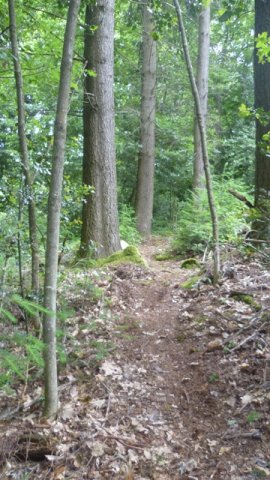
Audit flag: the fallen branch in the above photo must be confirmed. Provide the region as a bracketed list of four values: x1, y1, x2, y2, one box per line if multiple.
[228, 189, 254, 209]
[222, 429, 262, 440]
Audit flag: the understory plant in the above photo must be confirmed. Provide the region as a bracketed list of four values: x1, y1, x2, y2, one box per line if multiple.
[173, 177, 253, 253]
[119, 204, 141, 245]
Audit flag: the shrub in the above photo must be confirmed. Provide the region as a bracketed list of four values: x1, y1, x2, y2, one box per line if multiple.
[119, 204, 141, 245]
[172, 178, 253, 253]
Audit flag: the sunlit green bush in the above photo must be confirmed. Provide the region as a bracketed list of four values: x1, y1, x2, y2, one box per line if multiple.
[119, 204, 141, 245]
[173, 178, 253, 253]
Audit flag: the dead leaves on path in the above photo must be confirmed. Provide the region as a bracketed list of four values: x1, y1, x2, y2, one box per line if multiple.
[1, 249, 270, 478]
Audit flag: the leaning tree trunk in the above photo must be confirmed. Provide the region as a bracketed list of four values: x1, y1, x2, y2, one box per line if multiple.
[8, 0, 40, 327]
[173, 0, 220, 283]
[43, 0, 81, 418]
[80, 0, 120, 258]
[135, 0, 157, 236]
[254, 0, 270, 238]
[193, 3, 210, 190]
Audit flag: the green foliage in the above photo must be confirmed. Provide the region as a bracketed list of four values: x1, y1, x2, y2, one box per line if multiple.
[0, 333, 44, 384]
[173, 178, 253, 254]
[0, 295, 69, 387]
[119, 205, 141, 245]
[246, 410, 262, 424]
[90, 340, 115, 361]
[255, 32, 270, 64]
[208, 372, 219, 383]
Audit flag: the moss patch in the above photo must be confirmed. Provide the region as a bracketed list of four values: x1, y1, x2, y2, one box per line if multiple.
[154, 252, 175, 261]
[181, 275, 201, 289]
[230, 292, 261, 311]
[96, 246, 146, 268]
[181, 258, 201, 269]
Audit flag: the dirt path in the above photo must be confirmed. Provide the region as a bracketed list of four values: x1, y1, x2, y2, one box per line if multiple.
[1, 237, 270, 479]
[81, 238, 270, 479]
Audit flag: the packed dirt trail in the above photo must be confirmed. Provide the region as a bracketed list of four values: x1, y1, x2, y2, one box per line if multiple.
[82, 237, 270, 479]
[1, 237, 270, 479]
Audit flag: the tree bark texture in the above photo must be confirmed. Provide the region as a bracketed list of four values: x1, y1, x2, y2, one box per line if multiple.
[81, 0, 120, 257]
[43, 0, 81, 418]
[135, 0, 157, 236]
[254, 0, 270, 218]
[193, 4, 210, 190]
[173, 0, 220, 283]
[8, 0, 40, 319]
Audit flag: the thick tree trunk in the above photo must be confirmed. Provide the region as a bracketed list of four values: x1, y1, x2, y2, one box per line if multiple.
[43, 0, 81, 418]
[80, 0, 120, 258]
[135, 0, 157, 237]
[254, 0, 270, 236]
[8, 0, 40, 327]
[193, 4, 210, 190]
[173, 0, 220, 283]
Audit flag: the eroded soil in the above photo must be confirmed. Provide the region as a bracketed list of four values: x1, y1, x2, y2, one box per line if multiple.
[1, 237, 270, 479]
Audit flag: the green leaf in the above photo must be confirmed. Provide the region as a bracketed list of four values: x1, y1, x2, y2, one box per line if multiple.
[11, 295, 52, 316]
[86, 69, 97, 77]
[151, 31, 160, 41]
[239, 103, 251, 118]
[0, 307, 17, 324]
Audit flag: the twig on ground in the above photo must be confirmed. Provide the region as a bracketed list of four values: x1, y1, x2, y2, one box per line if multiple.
[227, 322, 268, 353]
[222, 429, 262, 440]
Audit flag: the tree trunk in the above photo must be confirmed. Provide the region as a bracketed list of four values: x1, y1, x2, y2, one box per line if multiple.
[80, 0, 120, 258]
[193, 3, 210, 190]
[43, 0, 81, 418]
[135, 0, 157, 237]
[254, 0, 270, 236]
[8, 0, 40, 327]
[173, 0, 220, 283]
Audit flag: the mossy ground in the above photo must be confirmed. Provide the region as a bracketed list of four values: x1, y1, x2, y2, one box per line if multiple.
[230, 292, 261, 311]
[96, 246, 146, 268]
[181, 258, 201, 269]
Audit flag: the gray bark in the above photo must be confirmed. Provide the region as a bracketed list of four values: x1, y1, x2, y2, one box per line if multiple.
[8, 0, 40, 327]
[135, 0, 157, 237]
[173, 0, 220, 283]
[80, 0, 120, 258]
[193, 4, 210, 190]
[43, 0, 81, 418]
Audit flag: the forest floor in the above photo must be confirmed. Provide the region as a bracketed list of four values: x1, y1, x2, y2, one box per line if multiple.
[1, 237, 270, 479]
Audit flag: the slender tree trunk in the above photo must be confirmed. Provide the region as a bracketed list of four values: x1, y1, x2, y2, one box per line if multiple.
[254, 0, 270, 237]
[173, 0, 220, 283]
[135, 0, 157, 237]
[8, 0, 40, 326]
[43, 0, 81, 418]
[193, 4, 210, 190]
[80, 0, 120, 258]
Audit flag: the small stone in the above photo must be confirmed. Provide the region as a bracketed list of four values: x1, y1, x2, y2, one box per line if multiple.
[206, 339, 223, 352]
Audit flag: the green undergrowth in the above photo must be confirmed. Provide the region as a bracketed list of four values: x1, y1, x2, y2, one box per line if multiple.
[173, 178, 253, 254]
[119, 205, 141, 245]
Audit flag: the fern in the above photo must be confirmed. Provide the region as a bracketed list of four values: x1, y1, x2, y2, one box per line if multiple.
[0, 307, 17, 324]
[0, 351, 27, 381]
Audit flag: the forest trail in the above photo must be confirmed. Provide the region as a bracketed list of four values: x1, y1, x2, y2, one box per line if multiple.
[1, 237, 270, 479]
[73, 237, 270, 479]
